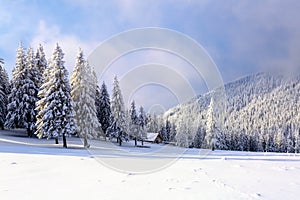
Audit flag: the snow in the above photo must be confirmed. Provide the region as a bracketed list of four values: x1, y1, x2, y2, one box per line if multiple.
[1, 130, 300, 200]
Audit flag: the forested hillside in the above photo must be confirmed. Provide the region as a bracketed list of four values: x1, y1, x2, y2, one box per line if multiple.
[164, 73, 300, 152]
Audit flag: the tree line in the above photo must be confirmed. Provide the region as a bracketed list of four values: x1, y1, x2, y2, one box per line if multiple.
[165, 73, 300, 153]
[0, 43, 177, 148]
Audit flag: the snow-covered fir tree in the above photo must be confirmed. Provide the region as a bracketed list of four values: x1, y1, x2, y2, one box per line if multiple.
[0, 58, 10, 129]
[138, 106, 147, 140]
[21, 47, 39, 137]
[130, 100, 138, 125]
[6, 43, 27, 130]
[138, 106, 146, 129]
[146, 113, 159, 133]
[175, 118, 191, 147]
[96, 81, 112, 136]
[36, 44, 75, 148]
[5, 44, 38, 136]
[129, 100, 140, 145]
[70, 48, 102, 148]
[6, 45, 39, 136]
[165, 119, 171, 142]
[35, 56, 53, 138]
[110, 76, 128, 145]
[35, 44, 47, 87]
[169, 122, 177, 142]
[205, 98, 217, 150]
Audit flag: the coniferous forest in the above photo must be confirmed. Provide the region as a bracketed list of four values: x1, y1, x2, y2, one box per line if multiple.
[0, 43, 299, 152]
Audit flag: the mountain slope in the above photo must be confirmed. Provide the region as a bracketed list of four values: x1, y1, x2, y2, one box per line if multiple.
[164, 73, 300, 152]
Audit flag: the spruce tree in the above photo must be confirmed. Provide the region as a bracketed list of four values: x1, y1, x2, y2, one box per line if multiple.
[35, 57, 53, 138]
[35, 44, 47, 87]
[70, 49, 102, 148]
[129, 100, 140, 145]
[37, 44, 75, 147]
[96, 81, 112, 136]
[111, 76, 128, 145]
[21, 47, 39, 137]
[0, 58, 10, 129]
[138, 106, 146, 129]
[130, 100, 138, 125]
[165, 119, 171, 142]
[6, 43, 27, 130]
[205, 98, 217, 150]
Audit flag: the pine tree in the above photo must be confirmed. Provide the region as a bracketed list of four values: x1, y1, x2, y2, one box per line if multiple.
[138, 106, 147, 141]
[37, 44, 75, 147]
[35, 44, 47, 87]
[146, 113, 159, 133]
[130, 100, 138, 125]
[129, 100, 139, 145]
[138, 106, 146, 129]
[35, 57, 53, 138]
[6, 43, 27, 130]
[205, 98, 217, 151]
[165, 119, 171, 142]
[169, 122, 177, 142]
[110, 76, 128, 145]
[0, 58, 10, 129]
[96, 81, 112, 136]
[70, 49, 102, 148]
[21, 47, 39, 137]
[5, 45, 39, 136]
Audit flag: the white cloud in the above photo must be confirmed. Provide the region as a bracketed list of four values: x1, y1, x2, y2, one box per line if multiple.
[30, 20, 97, 72]
[229, 0, 300, 72]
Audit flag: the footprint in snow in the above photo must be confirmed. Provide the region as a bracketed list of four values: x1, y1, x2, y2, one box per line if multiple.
[193, 168, 202, 172]
[252, 193, 262, 198]
[11, 162, 17, 165]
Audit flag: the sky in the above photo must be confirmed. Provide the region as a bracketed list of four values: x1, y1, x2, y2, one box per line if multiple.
[1, 0, 300, 112]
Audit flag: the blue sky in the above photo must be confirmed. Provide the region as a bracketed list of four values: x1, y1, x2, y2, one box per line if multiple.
[1, 0, 300, 111]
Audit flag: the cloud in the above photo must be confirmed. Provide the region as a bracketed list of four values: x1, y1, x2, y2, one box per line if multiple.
[30, 20, 97, 72]
[219, 0, 300, 74]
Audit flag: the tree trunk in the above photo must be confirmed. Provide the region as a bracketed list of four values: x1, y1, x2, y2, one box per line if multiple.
[119, 137, 122, 146]
[84, 136, 90, 148]
[141, 140, 144, 146]
[134, 138, 137, 146]
[27, 127, 30, 137]
[62, 134, 67, 148]
[55, 138, 59, 144]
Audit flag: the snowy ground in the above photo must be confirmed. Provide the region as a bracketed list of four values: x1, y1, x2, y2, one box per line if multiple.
[1, 130, 300, 200]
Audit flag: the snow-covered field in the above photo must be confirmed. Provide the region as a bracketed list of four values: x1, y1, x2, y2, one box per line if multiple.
[1, 130, 300, 200]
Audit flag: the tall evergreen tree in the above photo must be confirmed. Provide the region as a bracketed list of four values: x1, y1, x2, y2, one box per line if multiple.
[70, 49, 102, 148]
[6, 45, 39, 136]
[21, 47, 39, 137]
[35, 57, 53, 138]
[36, 44, 75, 147]
[138, 106, 146, 129]
[110, 76, 128, 145]
[96, 81, 112, 136]
[129, 100, 141, 145]
[6, 43, 27, 130]
[0, 58, 10, 129]
[35, 44, 47, 87]
[205, 98, 217, 151]
[165, 119, 171, 142]
[130, 100, 138, 125]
